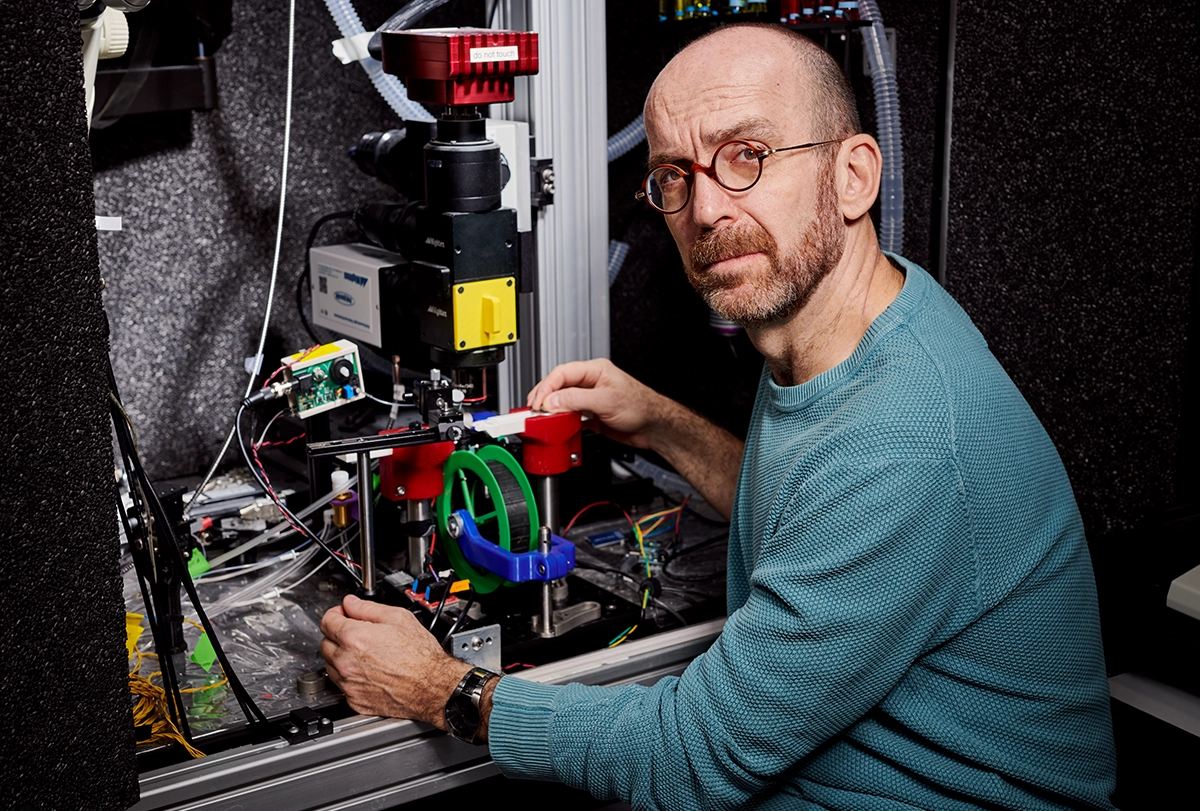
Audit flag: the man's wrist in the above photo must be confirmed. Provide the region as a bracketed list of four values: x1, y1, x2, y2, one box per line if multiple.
[428, 658, 475, 730]
[477, 674, 499, 743]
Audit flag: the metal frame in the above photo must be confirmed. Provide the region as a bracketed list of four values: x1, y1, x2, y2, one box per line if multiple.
[494, 0, 610, 411]
[131, 619, 724, 810]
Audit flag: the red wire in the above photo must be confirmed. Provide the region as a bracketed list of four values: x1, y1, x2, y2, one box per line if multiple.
[674, 494, 691, 535]
[563, 501, 635, 535]
[461, 395, 488, 404]
[258, 431, 306, 448]
[428, 531, 437, 557]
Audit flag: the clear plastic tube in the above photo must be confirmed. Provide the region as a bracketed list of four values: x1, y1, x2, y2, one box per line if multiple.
[608, 114, 647, 162]
[322, 0, 434, 122]
[858, 0, 904, 254]
[608, 240, 630, 286]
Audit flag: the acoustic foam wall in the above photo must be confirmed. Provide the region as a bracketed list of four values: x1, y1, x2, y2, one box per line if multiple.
[944, 2, 1197, 537]
[0, 2, 139, 808]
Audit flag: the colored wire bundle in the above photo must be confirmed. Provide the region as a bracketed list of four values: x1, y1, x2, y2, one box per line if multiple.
[128, 625, 229, 760]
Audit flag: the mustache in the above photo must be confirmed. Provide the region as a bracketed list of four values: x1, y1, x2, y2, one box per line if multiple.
[689, 226, 777, 270]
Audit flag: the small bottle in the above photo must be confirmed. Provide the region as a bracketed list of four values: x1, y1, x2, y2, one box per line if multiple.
[802, 1, 816, 22]
[839, 0, 859, 20]
[727, 0, 745, 14]
[817, 4, 835, 21]
[675, 0, 686, 20]
[659, 0, 670, 22]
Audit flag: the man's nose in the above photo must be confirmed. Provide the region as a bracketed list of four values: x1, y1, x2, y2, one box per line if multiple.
[688, 170, 736, 229]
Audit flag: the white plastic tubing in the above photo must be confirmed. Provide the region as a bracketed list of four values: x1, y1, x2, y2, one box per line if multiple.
[323, 0, 434, 122]
[858, 0, 904, 253]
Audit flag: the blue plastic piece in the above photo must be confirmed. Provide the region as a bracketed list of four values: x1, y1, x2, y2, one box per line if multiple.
[451, 510, 575, 582]
[587, 529, 626, 548]
[344, 385, 355, 399]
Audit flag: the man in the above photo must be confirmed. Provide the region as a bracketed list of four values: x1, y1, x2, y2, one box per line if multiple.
[321, 24, 1118, 809]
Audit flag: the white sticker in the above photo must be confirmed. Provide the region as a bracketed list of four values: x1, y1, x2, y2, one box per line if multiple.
[470, 45, 518, 63]
[95, 215, 122, 231]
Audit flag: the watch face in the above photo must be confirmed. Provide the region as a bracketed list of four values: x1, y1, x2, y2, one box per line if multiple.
[445, 694, 481, 740]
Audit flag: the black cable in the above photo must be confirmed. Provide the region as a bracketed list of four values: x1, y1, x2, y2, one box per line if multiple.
[235, 404, 364, 585]
[441, 584, 476, 645]
[652, 597, 688, 629]
[666, 531, 729, 560]
[661, 531, 730, 583]
[427, 586, 449, 631]
[296, 211, 356, 344]
[108, 360, 270, 731]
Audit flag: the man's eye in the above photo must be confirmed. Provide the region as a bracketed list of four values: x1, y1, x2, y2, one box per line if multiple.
[659, 168, 685, 185]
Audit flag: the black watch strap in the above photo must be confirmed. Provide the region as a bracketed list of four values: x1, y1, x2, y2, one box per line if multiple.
[444, 667, 498, 744]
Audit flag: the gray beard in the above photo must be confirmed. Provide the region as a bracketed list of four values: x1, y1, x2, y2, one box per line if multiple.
[686, 160, 845, 330]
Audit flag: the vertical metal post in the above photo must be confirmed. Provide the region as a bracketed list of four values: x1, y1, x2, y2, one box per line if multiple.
[536, 474, 559, 534]
[407, 499, 430, 578]
[494, 1, 610, 411]
[538, 525, 554, 638]
[357, 452, 377, 596]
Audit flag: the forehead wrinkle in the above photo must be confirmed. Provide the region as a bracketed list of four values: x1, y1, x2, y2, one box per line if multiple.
[647, 116, 788, 169]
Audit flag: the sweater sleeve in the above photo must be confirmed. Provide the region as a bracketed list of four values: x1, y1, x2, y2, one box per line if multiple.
[488, 458, 977, 809]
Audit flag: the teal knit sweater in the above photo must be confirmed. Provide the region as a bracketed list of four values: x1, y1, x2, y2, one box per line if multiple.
[489, 258, 1117, 810]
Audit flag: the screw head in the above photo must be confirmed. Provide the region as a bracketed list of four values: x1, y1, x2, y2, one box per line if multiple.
[458, 286, 465, 294]
[395, 485, 406, 496]
[569, 453, 579, 463]
[470, 636, 485, 651]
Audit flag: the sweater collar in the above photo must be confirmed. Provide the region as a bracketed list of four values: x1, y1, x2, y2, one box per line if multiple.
[765, 253, 930, 412]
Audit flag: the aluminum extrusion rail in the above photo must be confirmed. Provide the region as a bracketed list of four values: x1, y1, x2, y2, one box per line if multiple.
[131, 618, 725, 810]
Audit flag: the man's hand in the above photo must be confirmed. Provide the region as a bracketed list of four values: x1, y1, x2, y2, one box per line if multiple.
[527, 358, 745, 520]
[526, 358, 667, 449]
[320, 594, 472, 729]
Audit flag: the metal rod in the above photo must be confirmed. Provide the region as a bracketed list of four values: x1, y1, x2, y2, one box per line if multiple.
[407, 499, 430, 578]
[536, 474, 559, 533]
[539, 526, 554, 638]
[357, 453, 377, 596]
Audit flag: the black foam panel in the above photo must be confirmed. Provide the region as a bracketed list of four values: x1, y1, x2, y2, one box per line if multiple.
[945, 2, 1198, 538]
[0, 2, 139, 808]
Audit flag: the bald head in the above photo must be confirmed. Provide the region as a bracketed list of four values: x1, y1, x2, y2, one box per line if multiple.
[646, 24, 860, 147]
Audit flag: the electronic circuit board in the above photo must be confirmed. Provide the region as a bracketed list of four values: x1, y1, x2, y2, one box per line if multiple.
[281, 340, 365, 419]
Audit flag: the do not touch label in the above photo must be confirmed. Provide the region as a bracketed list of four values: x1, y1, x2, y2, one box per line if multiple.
[470, 45, 519, 63]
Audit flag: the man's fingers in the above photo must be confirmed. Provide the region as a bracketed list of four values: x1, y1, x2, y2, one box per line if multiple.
[543, 385, 611, 415]
[527, 359, 610, 410]
[342, 593, 418, 627]
[320, 605, 348, 643]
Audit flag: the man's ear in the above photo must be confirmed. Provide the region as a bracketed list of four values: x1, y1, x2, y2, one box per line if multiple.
[837, 134, 882, 221]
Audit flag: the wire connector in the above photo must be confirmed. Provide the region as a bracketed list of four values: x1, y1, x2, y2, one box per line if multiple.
[244, 379, 297, 407]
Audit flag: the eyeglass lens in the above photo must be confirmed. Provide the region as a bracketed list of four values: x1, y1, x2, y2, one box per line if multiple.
[645, 141, 764, 213]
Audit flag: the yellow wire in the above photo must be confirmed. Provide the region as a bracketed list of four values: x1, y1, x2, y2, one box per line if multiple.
[126, 620, 228, 757]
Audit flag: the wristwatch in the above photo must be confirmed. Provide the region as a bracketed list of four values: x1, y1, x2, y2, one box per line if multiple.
[443, 667, 498, 744]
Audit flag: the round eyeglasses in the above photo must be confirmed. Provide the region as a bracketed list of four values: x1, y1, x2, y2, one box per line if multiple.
[634, 138, 843, 214]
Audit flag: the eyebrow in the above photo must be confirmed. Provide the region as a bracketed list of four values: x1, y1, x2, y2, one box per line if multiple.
[647, 116, 786, 169]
